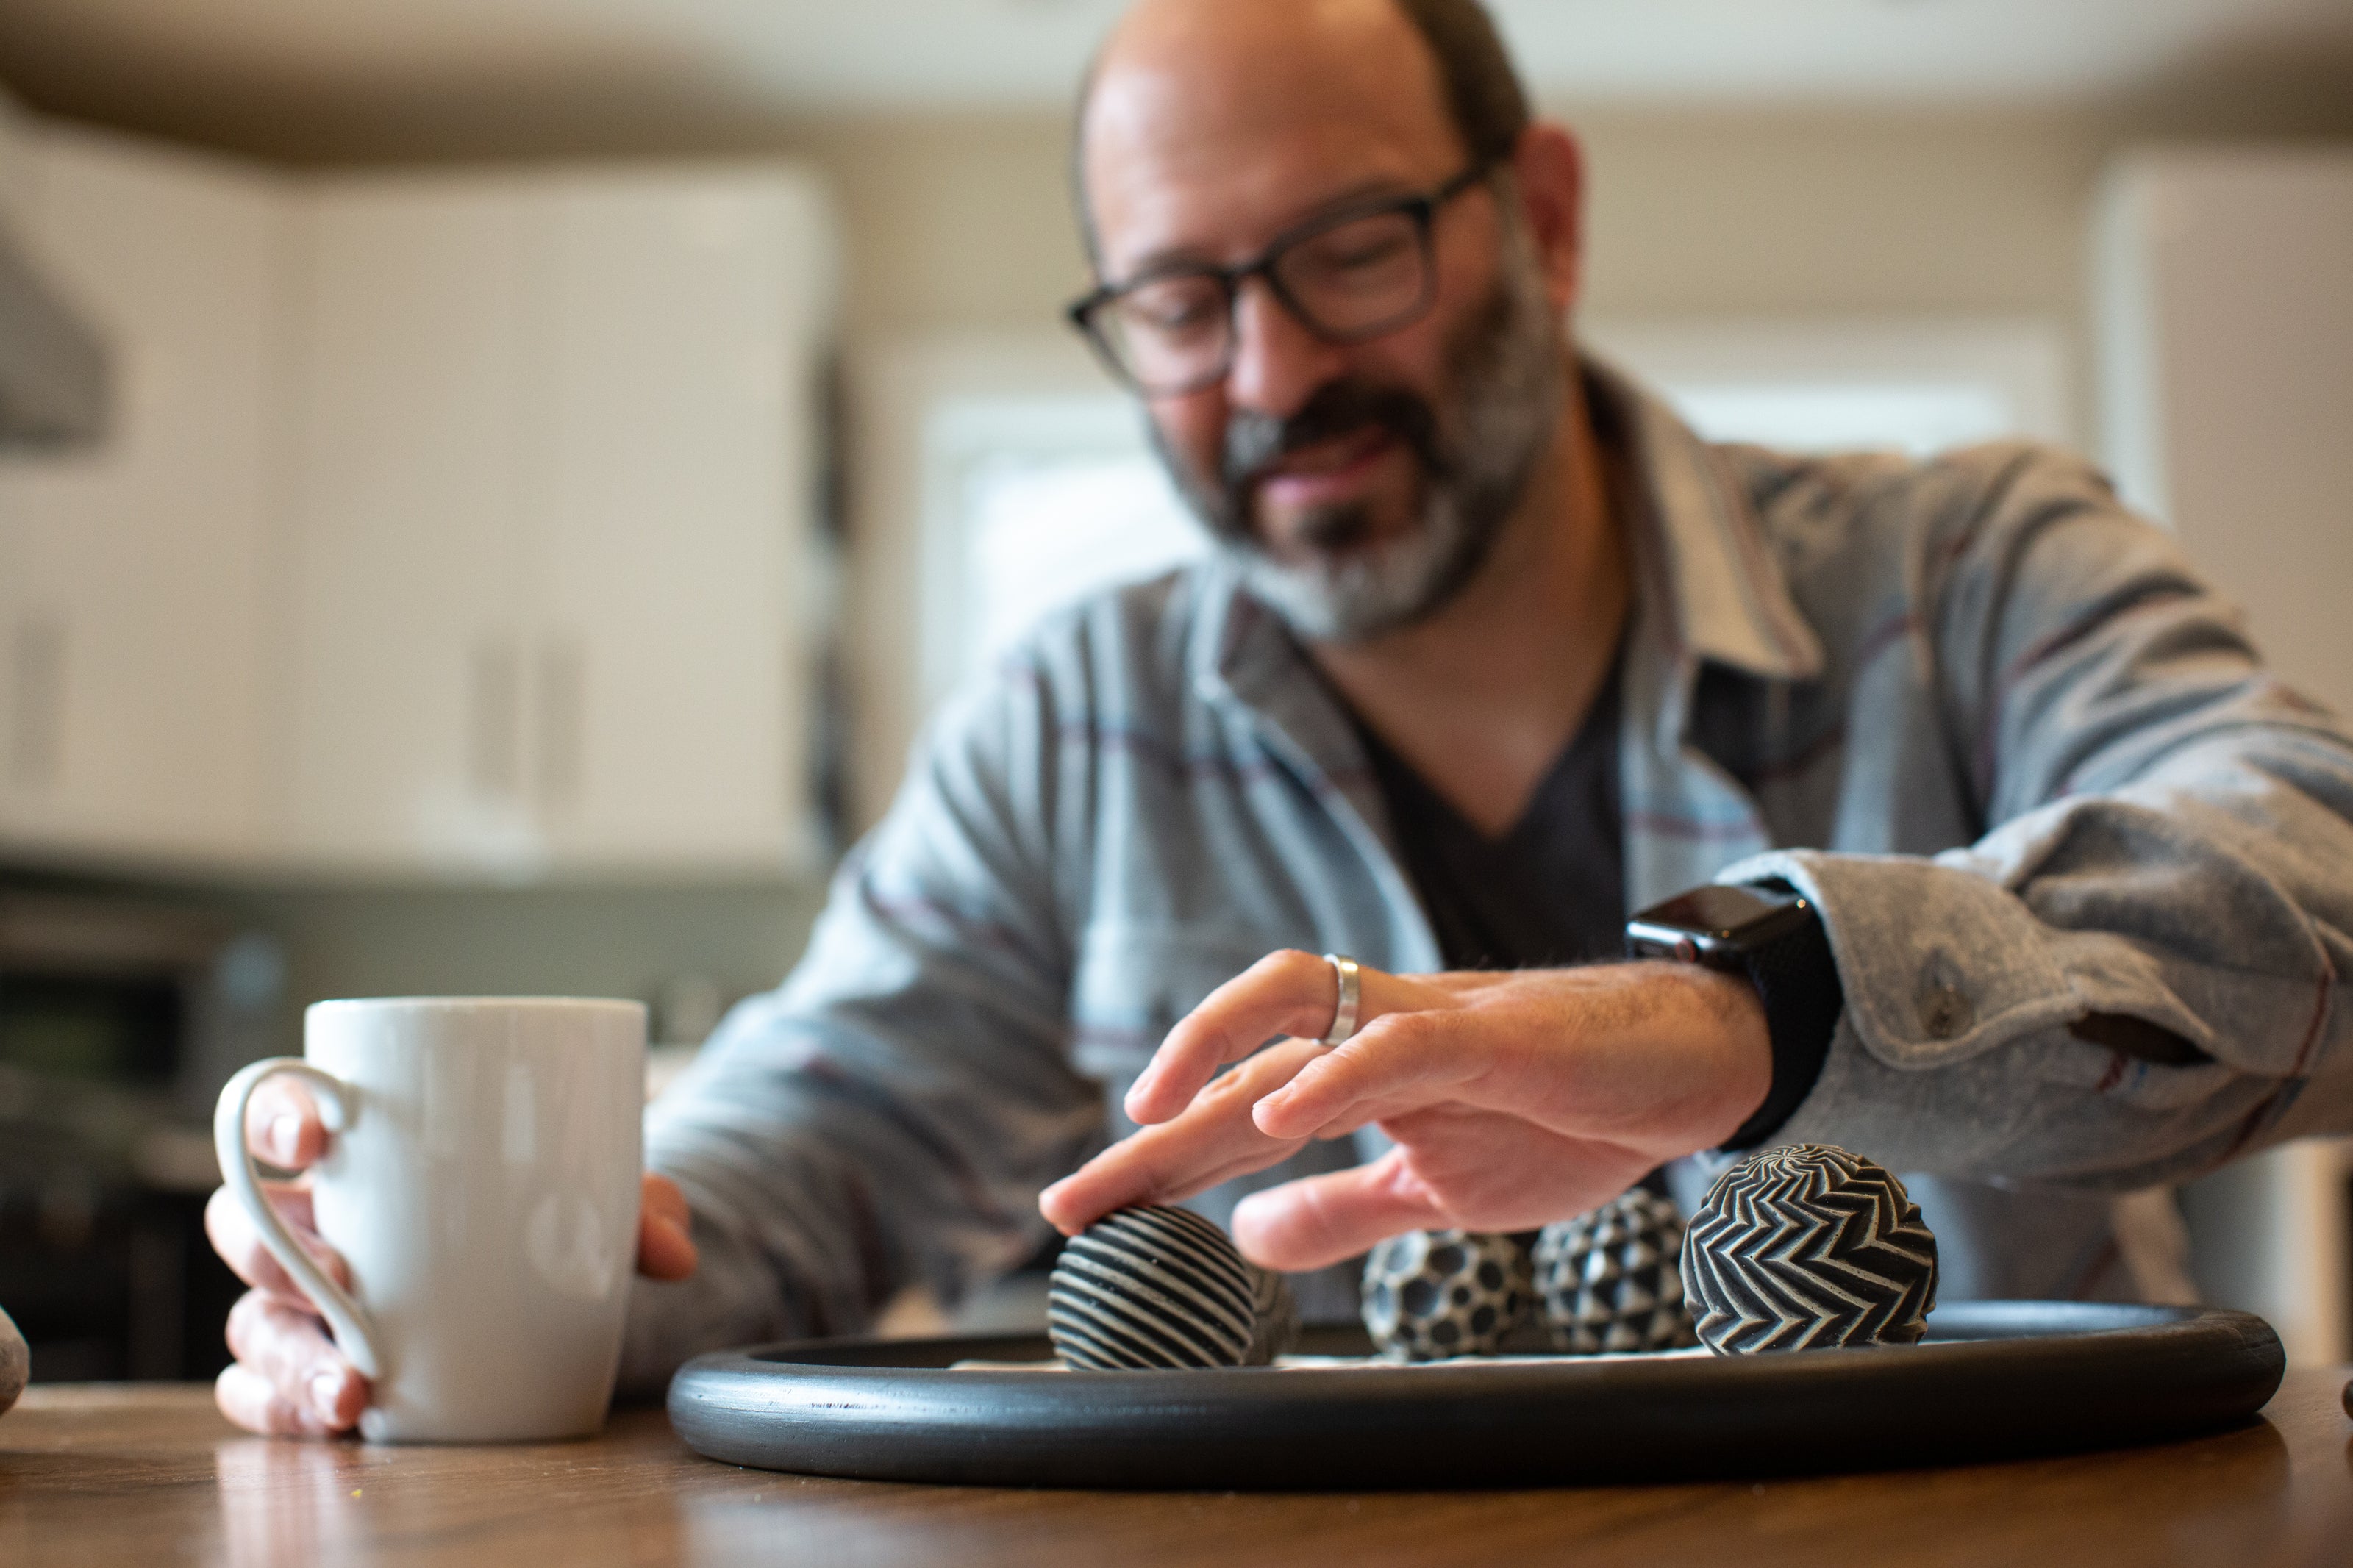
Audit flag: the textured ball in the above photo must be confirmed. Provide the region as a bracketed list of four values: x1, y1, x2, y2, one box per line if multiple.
[1532, 1189, 1699, 1355]
[1243, 1261, 1301, 1365]
[1049, 1206, 1279, 1370]
[0, 1303, 25, 1419]
[1682, 1144, 1939, 1355]
[1360, 1230, 1535, 1361]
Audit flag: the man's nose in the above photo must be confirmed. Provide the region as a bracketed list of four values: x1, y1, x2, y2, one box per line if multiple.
[1224, 277, 1348, 420]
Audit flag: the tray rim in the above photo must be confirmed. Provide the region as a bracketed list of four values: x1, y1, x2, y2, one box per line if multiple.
[666, 1300, 2287, 1491]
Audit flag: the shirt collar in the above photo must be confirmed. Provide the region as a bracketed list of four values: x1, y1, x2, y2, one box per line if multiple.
[1585, 355, 1822, 685]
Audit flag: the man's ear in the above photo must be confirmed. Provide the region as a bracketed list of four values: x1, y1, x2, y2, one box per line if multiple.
[1508, 123, 1585, 317]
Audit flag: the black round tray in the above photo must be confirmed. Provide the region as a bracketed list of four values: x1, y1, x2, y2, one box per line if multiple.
[666, 1302, 2284, 1490]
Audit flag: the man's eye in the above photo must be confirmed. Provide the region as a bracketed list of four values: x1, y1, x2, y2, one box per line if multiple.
[1327, 235, 1410, 271]
[1123, 289, 1219, 334]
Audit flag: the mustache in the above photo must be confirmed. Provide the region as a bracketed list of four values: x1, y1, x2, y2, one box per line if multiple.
[1218, 379, 1445, 495]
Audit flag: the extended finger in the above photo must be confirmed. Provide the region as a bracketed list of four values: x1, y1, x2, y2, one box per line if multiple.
[637, 1172, 699, 1281]
[204, 1181, 351, 1306]
[224, 1290, 368, 1433]
[1249, 1012, 1484, 1141]
[1128, 952, 1442, 1125]
[1043, 1037, 1327, 1233]
[1227, 1149, 1454, 1271]
[243, 1076, 328, 1170]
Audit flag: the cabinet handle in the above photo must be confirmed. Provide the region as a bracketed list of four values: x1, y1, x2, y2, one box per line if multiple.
[10, 615, 65, 791]
[467, 637, 521, 800]
[535, 634, 583, 812]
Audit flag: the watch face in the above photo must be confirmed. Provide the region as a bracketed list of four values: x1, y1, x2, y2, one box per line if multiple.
[1635, 884, 1796, 939]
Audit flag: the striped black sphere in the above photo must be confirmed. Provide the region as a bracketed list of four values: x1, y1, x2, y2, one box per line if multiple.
[1049, 1206, 1270, 1370]
[1243, 1256, 1301, 1365]
[1682, 1144, 1939, 1355]
[1533, 1189, 1699, 1355]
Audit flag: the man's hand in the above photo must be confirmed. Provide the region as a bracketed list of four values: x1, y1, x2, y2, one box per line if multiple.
[204, 1077, 699, 1437]
[1038, 951, 1771, 1270]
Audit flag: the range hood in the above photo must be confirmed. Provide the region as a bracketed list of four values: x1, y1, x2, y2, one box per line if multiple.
[0, 214, 107, 449]
[0, 87, 107, 449]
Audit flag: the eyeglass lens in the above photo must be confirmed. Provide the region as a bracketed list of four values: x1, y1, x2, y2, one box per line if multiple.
[1096, 206, 1431, 393]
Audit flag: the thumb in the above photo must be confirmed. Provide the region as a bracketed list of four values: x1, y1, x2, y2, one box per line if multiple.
[1229, 1149, 1451, 1272]
[636, 1173, 699, 1281]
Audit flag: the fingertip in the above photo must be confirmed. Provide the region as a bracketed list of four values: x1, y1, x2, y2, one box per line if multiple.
[1228, 1191, 1305, 1272]
[311, 1364, 367, 1430]
[638, 1211, 699, 1281]
[1250, 1090, 1302, 1139]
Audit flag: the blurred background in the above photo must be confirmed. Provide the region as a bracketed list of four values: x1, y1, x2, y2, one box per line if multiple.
[0, 0, 2347, 1380]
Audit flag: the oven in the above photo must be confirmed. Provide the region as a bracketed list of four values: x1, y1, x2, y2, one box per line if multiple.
[0, 891, 282, 1381]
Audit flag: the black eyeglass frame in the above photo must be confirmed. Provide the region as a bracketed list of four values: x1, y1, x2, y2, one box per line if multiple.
[1066, 161, 1496, 396]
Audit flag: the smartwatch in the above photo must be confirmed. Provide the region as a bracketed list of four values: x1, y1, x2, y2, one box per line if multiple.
[1625, 881, 1843, 1150]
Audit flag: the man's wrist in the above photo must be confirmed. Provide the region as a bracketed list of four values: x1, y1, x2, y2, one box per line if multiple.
[1624, 879, 1843, 1150]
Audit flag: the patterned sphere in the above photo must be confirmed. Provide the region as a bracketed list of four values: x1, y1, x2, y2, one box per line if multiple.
[1532, 1189, 1699, 1355]
[1243, 1261, 1300, 1366]
[1048, 1206, 1273, 1370]
[1360, 1230, 1534, 1361]
[1682, 1143, 1939, 1355]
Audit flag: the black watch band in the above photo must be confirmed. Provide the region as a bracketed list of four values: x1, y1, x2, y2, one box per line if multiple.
[1718, 894, 1843, 1150]
[1623, 881, 1843, 1150]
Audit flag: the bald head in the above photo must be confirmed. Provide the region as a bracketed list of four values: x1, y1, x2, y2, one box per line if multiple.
[1076, 0, 1528, 264]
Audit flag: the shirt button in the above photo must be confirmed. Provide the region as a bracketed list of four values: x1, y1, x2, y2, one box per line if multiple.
[1915, 951, 1974, 1039]
[1919, 986, 1972, 1038]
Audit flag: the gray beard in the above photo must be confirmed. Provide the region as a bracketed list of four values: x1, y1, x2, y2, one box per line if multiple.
[1153, 221, 1569, 645]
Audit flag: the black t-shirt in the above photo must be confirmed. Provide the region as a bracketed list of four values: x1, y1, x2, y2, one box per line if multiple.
[1352, 651, 1628, 971]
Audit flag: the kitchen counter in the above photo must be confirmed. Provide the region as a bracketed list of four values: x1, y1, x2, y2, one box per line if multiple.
[1, 1371, 2349, 1567]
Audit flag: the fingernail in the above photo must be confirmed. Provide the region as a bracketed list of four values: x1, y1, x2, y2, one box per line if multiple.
[310, 1368, 345, 1422]
[268, 1114, 303, 1165]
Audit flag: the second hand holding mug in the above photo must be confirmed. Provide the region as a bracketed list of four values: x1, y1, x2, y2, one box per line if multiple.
[215, 997, 646, 1442]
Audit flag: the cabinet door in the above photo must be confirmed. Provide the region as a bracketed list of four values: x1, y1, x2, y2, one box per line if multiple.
[286, 179, 538, 873]
[527, 172, 829, 873]
[0, 129, 285, 865]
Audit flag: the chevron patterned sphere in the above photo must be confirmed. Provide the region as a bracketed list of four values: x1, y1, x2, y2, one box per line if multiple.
[1048, 1206, 1276, 1370]
[1682, 1144, 1939, 1355]
[1360, 1230, 1535, 1361]
[1532, 1189, 1699, 1355]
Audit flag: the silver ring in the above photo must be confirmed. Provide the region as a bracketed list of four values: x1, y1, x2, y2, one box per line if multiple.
[1320, 953, 1362, 1045]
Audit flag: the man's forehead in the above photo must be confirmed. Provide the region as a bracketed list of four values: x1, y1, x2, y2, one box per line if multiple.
[1081, 0, 1465, 272]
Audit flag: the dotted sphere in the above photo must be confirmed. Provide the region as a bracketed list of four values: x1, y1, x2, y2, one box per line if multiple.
[1360, 1230, 1535, 1361]
[1049, 1206, 1270, 1370]
[1532, 1189, 1699, 1355]
[1682, 1143, 1940, 1355]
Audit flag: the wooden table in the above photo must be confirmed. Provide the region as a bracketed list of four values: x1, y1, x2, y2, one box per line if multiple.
[3, 1371, 2349, 1568]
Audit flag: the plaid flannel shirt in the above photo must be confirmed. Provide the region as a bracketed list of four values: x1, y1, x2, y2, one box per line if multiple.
[624, 361, 2353, 1389]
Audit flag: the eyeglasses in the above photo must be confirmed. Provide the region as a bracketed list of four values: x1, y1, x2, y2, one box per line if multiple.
[1068, 163, 1493, 398]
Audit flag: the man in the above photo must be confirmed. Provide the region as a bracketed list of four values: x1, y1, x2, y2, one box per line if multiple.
[210, 0, 2353, 1434]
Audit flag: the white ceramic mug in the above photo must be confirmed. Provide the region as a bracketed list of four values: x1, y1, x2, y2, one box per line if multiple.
[214, 998, 646, 1443]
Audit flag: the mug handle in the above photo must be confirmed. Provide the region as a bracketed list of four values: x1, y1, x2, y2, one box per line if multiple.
[213, 1058, 382, 1381]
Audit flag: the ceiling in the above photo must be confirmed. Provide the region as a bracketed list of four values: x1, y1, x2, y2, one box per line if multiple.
[4, 0, 2352, 154]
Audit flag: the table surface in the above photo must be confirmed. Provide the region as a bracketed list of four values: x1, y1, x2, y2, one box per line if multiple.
[2, 1371, 2349, 1568]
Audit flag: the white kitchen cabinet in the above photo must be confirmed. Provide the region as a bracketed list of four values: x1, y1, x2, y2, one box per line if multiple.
[285, 179, 538, 872]
[529, 173, 829, 872]
[0, 126, 288, 867]
[286, 167, 833, 877]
